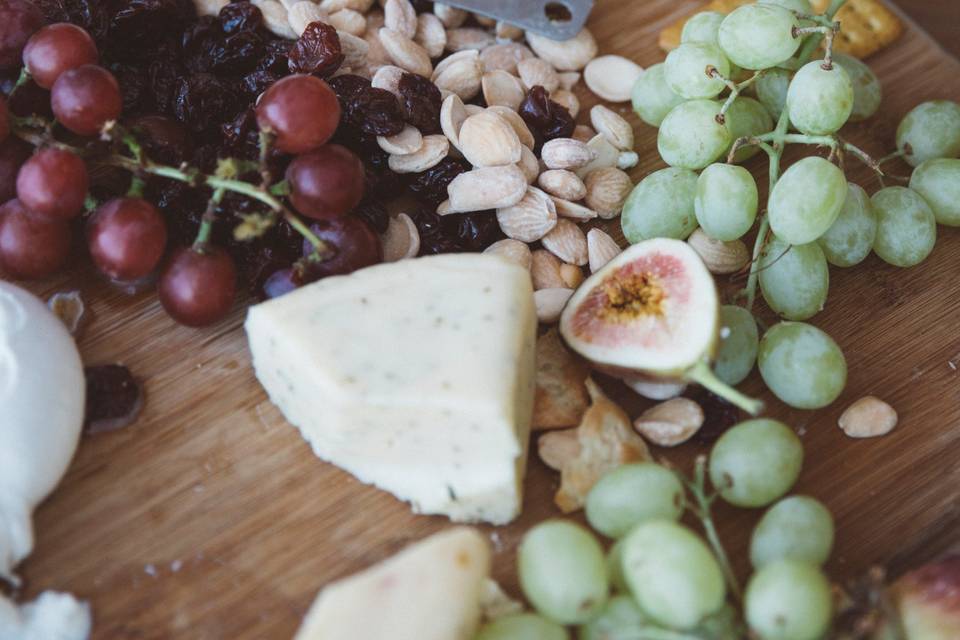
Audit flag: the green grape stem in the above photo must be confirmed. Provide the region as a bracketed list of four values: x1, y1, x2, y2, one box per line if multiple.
[687, 456, 743, 603]
[712, 71, 764, 123]
[686, 361, 764, 415]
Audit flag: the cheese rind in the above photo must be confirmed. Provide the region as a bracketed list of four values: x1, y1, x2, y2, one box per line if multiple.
[245, 253, 536, 524]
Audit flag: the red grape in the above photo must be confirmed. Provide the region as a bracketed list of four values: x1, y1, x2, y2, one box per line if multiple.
[87, 197, 168, 281]
[0, 98, 8, 142]
[255, 74, 340, 154]
[286, 145, 364, 220]
[300, 216, 382, 280]
[50, 64, 122, 136]
[0, 137, 31, 201]
[262, 267, 299, 299]
[159, 246, 237, 327]
[16, 147, 88, 219]
[23, 23, 98, 89]
[0, 198, 71, 279]
[0, 0, 45, 71]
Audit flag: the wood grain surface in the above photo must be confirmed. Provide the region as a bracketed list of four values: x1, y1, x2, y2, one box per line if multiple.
[12, 1, 960, 638]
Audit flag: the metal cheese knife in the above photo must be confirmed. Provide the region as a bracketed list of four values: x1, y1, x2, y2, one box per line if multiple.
[440, 0, 594, 40]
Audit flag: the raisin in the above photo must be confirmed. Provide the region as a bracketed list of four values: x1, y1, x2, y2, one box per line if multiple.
[519, 85, 575, 145]
[688, 388, 741, 444]
[288, 22, 344, 76]
[351, 198, 389, 234]
[38, 0, 114, 42]
[409, 208, 459, 255]
[220, 108, 260, 157]
[84, 365, 144, 434]
[347, 86, 405, 136]
[128, 114, 194, 165]
[242, 69, 280, 96]
[173, 73, 239, 133]
[446, 211, 503, 251]
[147, 57, 182, 113]
[257, 38, 290, 73]
[327, 73, 371, 106]
[219, 1, 262, 34]
[111, 63, 146, 112]
[111, 0, 188, 53]
[181, 15, 223, 73]
[405, 157, 468, 205]
[212, 31, 265, 74]
[397, 72, 442, 134]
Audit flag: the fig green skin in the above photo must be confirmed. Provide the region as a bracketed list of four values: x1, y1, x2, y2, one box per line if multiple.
[476, 614, 568, 640]
[664, 42, 730, 100]
[631, 63, 685, 128]
[755, 67, 793, 120]
[786, 60, 854, 135]
[910, 158, 960, 226]
[709, 418, 803, 508]
[750, 495, 835, 568]
[718, 4, 801, 70]
[745, 561, 833, 640]
[578, 595, 648, 640]
[871, 186, 937, 267]
[714, 304, 759, 386]
[681, 11, 725, 46]
[585, 463, 685, 539]
[817, 182, 877, 267]
[833, 53, 882, 122]
[896, 100, 960, 167]
[622, 167, 699, 243]
[695, 163, 758, 240]
[658, 99, 732, 170]
[759, 237, 829, 321]
[758, 321, 847, 410]
[768, 156, 848, 245]
[725, 96, 774, 163]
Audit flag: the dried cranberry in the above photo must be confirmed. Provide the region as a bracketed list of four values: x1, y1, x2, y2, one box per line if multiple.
[519, 85, 574, 145]
[405, 157, 468, 205]
[84, 364, 144, 434]
[219, 1, 262, 34]
[351, 198, 389, 234]
[397, 72, 442, 134]
[288, 22, 344, 76]
[688, 388, 741, 444]
[347, 87, 405, 137]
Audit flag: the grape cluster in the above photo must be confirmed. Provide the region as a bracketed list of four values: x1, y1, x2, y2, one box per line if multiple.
[623, 0, 960, 411]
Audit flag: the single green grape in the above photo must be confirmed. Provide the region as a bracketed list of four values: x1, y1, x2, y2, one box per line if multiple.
[871, 186, 937, 267]
[476, 613, 569, 640]
[832, 53, 882, 122]
[758, 321, 847, 410]
[758, 237, 829, 322]
[585, 463, 685, 539]
[665, 42, 730, 100]
[759, 0, 813, 11]
[708, 418, 803, 508]
[714, 305, 759, 385]
[631, 63, 685, 128]
[622, 167, 699, 243]
[718, 4, 801, 70]
[909, 158, 960, 226]
[658, 99, 732, 170]
[694, 604, 743, 639]
[817, 183, 877, 267]
[896, 100, 960, 167]
[577, 595, 648, 640]
[745, 561, 833, 640]
[607, 538, 629, 593]
[786, 60, 854, 135]
[725, 96, 774, 163]
[695, 163, 758, 240]
[681, 11, 725, 46]
[518, 520, 608, 625]
[621, 520, 726, 630]
[768, 156, 847, 245]
[755, 68, 792, 120]
[750, 496, 835, 568]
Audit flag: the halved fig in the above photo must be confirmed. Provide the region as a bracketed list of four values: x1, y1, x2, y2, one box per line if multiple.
[559, 238, 762, 414]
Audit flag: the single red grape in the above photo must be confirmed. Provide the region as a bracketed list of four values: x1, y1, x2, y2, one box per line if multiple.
[0, 98, 8, 142]
[22, 23, 98, 89]
[256, 74, 340, 154]
[16, 147, 88, 219]
[159, 246, 237, 327]
[0, 198, 71, 279]
[50, 64, 122, 136]
[286, 144, 364, 220]
[300, 216, 382, 280]
[0, 137, 31, 201]
[87, 197, 168, 281]
[262, 267, 299, 299]
[0, 0, 45, 71]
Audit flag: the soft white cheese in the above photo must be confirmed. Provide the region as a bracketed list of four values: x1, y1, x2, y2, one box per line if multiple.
[294, 527, 490, 640]
[0, 591, 92, 640]
[245, 253, 536, 525]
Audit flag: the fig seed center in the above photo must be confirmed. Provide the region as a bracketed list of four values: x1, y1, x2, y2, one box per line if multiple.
[598, 272, 665, 322]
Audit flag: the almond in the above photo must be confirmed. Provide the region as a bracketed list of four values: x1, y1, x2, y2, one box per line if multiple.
[484, 238, 533, 270]
[585, 167, 632, 219]
[590, 104, 635, 151]
[433, 2, 467, 28]
[541, 138, 597, 171]
[432, 49, 482, 100]
[542, 218, 588, 266]
[339, 30, 372, 69]
[464, 104, 484, 117]
[371, 64, 405, 97]
[560, 263, 584, 289]
[618, 151, 640, 170]
[587, 228, 622, 273]
[535, 288, 574, 324]
[572, 124, 596, 143]
[473, 14, 496, 28]
[363, 13, 391, 69]
[634, 398, 704, 447]
[377, 124, 423, 155]
[687, 228, 750, 275]
[479, 42, 534, 74]
[575, 133, 619, 178]
[526, 28, 598, 71]
[195, 0, 228, 17]
[328, 9, 366, 36]
[496, 187, 558, 242]
[380, 212, 420, 262]
[383, 0, 417, 39]
[518, 146, 540, 184]
[531, 249, 565, 290]
[445, 165, 528, 213]
[379, 27, 432, 77]
[446, 28, 495, 52]
[584, 55, 643, 102]
[517, 57, 559, 93]
[495, 21, 524, 42]
[253, 0, 297, 38]
[288, 1, 328, 37]
[387, 134, 449, 173]
[458, 111, 522, 167]
[538, 169, 587, 201]
[440, 93, 468, 149]
[550, 89, 579, 118]
[838, 396, 898, 438]
[486, 106, 535, 149]
[551, 196, 598, 222]
[481, 70, 526, 111]
[557, 71, 581, 90]
[414, 13, 446, 59]
[320, 0, 373, 11]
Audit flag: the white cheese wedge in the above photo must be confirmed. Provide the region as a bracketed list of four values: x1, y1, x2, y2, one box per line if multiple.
[294, 527, 490, 640]
[246, 253, 536, 525]
[0, 591, 92, 640]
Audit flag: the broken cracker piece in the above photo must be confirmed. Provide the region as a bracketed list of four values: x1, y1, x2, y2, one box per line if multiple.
[533, 328, 591, 431]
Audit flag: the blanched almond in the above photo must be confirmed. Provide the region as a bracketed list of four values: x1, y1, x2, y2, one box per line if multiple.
[414, 13, 446, 58]
[328, 9, 366, 36]
[484, 238, 533, 270]
[320, 0, 373, 11]
[481, 70, 526, 111]
[538, 429, 581, 470]
[495, 21, 524, 42]
[379, 27, 432, 76]
[535, 288, 574, 324]
[387, 134, 449, 173]
[473, 14, 495, 27]
[590, 104, 635, 151]
[541, 138, 597, 171]
[531, 249, 565, 290]
[432, 49, 482, 100]
[480, 42, 534, 74]
[634, 398, 704, 447]
[587, 228, 622, 273]
[339, 30, 372, 69]
[363, 13, 391, 69]
[446, 165, 528, 212]
[446, 28, 495, 52]
[538, 169, 586, 201]
[572, 124, 596, 143]
[254, 0, 297, 38]
[517, 57, 559, 93]
[371, 64, 405, 96]
[195, 0, 228, 17]
[551, 89, 579, 118]
[585, 167, 632, 219]
[687, 229, 749, 275]
[288, 1, 327, 37]
[618, 151, 640, 170]
[584, 55, 643, 102]
[542, 218, 588, 266]
[381, 213, 420, 262]
[440, 93, 468, 149]
[458, 111, 522, 167]
[433, 2, 467, 28]
[496, 187, 557, 242]
[518, 146, 540, 184]
[377, 124, 423, 154]
[487, 106, 535, 149]
[526, 28, 598, 71]
[464, 104, 484, 117]
[551, 196, 598, 222]
[575, 133, 619, 178]
[839, 397, 898, 438]
[558, 71, 581, 90]
[560, 263, 584, 289]
[384, 0, 417, 39]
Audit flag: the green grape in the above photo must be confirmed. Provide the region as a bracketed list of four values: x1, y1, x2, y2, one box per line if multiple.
[871, 186, 937, 267]
[745, 561, 833, 640]
[768, 156, 847, 245]
[658, 99, 732, 170]
[708, 418, 803, 508]
[665, 42, 730, 100]
[607, 539, 629, 593]
[725, 96, 774, 163]
[750, 496, 834, 568]
[518, 520, 608, 625]
[909, 158, 960, 226]
[817, 183, 877, 267]
[718, 4, 801, 71]
[631, 63, 685, 128]
[758, 237, 829, 321]
[476, 613, 569, 640]
[695, 163, 758, 240]
[755, 68, 792, 120]
[585, 463, 685, 539]
[622, 167, 699, 243]
[759, 0, 813, 12]
[621, 520, 726, 630]
[786, 60, 854, 135]
[758, 321, 847, 410]
[695, 604, 743, 639]
[714, 305, 759, 386]
[681, 11, 725, 46]
[896, 100, 960, 167]
[577, 595, 648, 640]
[832, 53, 882, 122]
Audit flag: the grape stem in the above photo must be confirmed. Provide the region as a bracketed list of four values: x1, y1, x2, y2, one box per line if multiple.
[193, 187, 225, 250]
[686, 455, 743, 603]
[710, 70, 764, 123]
[686, 361, 763, 416]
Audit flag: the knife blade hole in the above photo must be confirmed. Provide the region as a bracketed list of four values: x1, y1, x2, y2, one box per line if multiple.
[544, 1, 573, 23]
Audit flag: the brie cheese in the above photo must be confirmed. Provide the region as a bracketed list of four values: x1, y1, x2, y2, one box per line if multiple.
[0, 591, 92, 640]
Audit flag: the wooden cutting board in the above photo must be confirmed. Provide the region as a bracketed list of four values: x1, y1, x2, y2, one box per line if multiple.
[14, 1, 960, 637]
